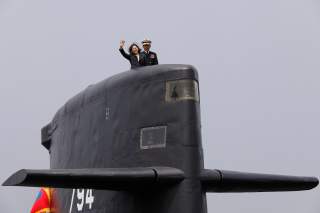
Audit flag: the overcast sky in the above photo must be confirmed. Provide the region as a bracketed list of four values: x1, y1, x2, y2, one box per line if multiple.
[0, 0, 319, 212]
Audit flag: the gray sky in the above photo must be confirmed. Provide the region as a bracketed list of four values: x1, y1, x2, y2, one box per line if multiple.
[0, 0, 319, 212]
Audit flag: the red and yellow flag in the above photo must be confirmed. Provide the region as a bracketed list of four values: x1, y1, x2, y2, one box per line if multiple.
[30, 188, 52, 213]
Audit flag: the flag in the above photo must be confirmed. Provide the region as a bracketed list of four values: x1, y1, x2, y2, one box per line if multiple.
[30, 188, 51, 213]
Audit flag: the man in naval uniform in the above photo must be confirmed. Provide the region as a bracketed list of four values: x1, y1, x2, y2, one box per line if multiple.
[141, 39, 158, 66]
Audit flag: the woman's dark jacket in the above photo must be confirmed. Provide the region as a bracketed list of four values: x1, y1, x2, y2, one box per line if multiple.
[119, 48, 146, 69]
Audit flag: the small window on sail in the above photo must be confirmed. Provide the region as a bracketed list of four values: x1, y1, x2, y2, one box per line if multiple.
[165, 79, 199, 102]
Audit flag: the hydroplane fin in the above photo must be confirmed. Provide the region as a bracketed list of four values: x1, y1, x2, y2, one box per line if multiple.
[201, 169, 319, 192]
[2, 167, 184, 190]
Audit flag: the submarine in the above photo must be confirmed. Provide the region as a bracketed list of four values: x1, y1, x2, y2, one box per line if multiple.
[3, 64, 318, 213]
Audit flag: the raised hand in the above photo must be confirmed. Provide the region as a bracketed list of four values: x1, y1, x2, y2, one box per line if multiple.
[120, 40, 125, 48]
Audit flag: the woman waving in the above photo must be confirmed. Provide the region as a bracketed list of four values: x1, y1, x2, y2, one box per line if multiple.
[119, 40, 146, 69]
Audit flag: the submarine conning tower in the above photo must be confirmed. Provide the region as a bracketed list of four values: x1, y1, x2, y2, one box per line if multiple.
[41, 64, 206, 213]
